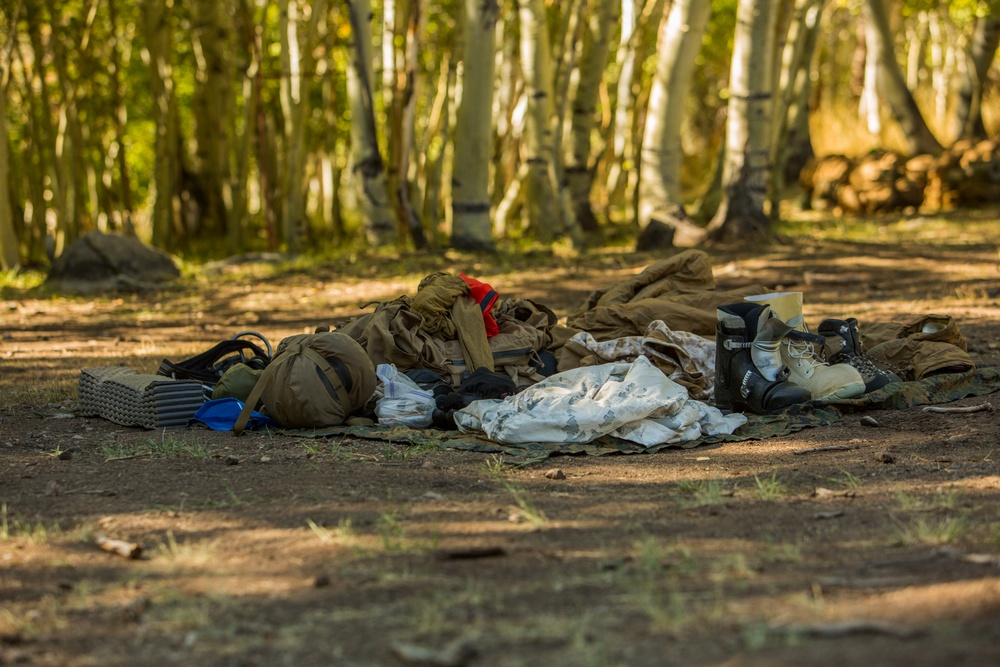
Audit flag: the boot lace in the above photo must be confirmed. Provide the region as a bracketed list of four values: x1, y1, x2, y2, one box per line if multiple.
[784, 337, 828, 367]
[829, 348, 882, 377]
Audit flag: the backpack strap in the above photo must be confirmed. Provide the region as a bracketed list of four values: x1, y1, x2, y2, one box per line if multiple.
[232, 359, 280, 436]
[301, 347, 352, 406]
[158, 338, 271, 385]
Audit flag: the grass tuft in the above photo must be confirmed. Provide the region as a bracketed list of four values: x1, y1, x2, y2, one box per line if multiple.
[484, 455, 548, 526]
[754, 472, 788, 500]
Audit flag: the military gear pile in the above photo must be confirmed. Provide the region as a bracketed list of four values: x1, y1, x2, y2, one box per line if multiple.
[83, 251, 982, 445]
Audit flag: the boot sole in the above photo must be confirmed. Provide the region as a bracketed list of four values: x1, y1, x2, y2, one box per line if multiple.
[815, 381, 866, 401]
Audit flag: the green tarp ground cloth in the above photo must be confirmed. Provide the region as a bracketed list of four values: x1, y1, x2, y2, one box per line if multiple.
[281, 366, 999, 461]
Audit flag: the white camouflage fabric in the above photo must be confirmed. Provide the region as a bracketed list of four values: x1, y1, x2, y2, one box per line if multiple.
[453, 356, 746, 447]
[561, 320, 715, 400]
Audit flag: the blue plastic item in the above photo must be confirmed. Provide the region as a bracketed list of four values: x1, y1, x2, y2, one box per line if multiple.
[191, 397, 278, 431]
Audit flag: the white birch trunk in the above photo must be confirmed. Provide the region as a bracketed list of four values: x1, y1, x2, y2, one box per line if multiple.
[636, 0, 710, 249]
[706, 0, 778, 242]
[861, 21, 882, 135]
[772, 0, 824, 201]
[519, 0, 577, 245]
[451, 0, 498, 250]
[565, 0, 618, 232]
[862, 0, 942, 155]
[346, 0, 397, 246]
[951, 14, 1000, 141]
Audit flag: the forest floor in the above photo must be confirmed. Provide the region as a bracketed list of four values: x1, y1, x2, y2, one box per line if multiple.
[1, 209, 1000, 667]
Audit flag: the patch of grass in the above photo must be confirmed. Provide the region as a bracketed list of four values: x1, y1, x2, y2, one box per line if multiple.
[891, 512, 970, 546]
[634, 536, 667, 576]
[306, 517, 359, 547]
[484, 453, 507, 476]
[677, 479, 726, 508]
[774, 210, 1000, 248]
[197, 482, 245, 509]
[761, 538, 803, 564]
[98, 433, 207, 461]
[146, 588, 241, 638]
[148, 433, 208, 460]
[629, 576, 690, 632]
[0, 502, 60, 543]
[0, 268, 47, 291]
[377, 504, 407, 552]
[155, 530, 218, 565]
[895, 488, 962, 511]
[380, 443, 415, 462]
[753, 472, 788, 500]
[826, 469, 862, 490]
[483, 456, 548, 526]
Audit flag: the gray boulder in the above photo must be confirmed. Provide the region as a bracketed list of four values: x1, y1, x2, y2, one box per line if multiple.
[46, 232, 180, 292]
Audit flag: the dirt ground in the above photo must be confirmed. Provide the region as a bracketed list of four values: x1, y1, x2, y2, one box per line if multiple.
[2, 220, 1000, 667]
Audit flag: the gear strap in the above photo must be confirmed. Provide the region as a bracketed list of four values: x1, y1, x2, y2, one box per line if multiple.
[232, 343, 351, 436]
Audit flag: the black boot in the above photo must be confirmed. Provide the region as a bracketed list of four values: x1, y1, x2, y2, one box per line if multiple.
[818, 318, 902, 392]
[715, 303, 812, 414]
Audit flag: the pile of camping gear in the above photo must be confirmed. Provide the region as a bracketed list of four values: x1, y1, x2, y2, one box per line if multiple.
[78, 250, 976, 448]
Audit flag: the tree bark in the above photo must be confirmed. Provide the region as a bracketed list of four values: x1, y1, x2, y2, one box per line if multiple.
[565, 0, 618, 233]
[862, 0, 942, 156]
[706, 0, 778, 243]
[519, 0, 582, 247]
[346, 0, 397, 246]
[0, 23, 18, 271]
[451, 0, 498, 251]
[771, 0, 825, 206]
[636, 0, 711, 250]
[24, 0, 68, 256]
[395, 0, 426, 249]
[279, 0, 325, 252]
[418, 53, 454, 241]
[951, 13, 1000, 142]
[107, 0, 135, 236]
[191, 0, 233, 238]
[140, 0, 182, 248]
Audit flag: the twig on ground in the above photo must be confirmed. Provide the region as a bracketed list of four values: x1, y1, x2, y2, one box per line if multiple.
[817, 576, 910, 588]
[95, 534, 143, 559]
[770, 620, 924, 639]
[105, 451, 152, 462]
[794, 445, 853, 455]
[921, 402, 992, 414]
[935, 546, 1000, 567]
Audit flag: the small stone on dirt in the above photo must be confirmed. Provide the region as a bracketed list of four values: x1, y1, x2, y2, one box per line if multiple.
[877, 451, 895, 464]
[860, 416, 880, 427]
[544, 468, 566, 480]
[57, 449, 73, 460]
[224, 455, 240, 466]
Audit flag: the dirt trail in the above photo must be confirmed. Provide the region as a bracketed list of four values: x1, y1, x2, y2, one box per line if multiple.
[1, 236, 999, 667]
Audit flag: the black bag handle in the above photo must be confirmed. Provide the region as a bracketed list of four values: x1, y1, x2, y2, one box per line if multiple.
[157, 332, 272, 386]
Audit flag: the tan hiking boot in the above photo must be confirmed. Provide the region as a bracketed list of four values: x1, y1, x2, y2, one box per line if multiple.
[781, 317, 865, 400]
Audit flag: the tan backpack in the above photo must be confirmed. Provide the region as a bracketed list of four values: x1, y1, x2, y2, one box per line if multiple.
[233, 331, 376, 434]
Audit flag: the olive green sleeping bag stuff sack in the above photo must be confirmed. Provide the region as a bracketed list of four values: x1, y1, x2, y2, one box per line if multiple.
[232, 332, 376, 435]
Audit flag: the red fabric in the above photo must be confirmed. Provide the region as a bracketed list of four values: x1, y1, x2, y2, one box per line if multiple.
[460, 273, 500, 337]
